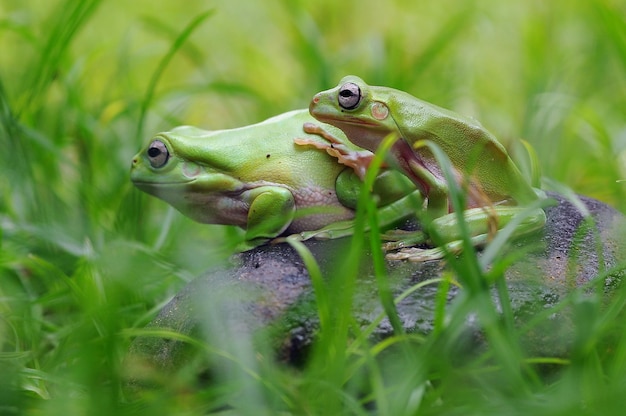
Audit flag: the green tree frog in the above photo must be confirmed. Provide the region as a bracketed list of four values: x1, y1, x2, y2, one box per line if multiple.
[309, 75, 547, 260]
[130, 109, 418, 251]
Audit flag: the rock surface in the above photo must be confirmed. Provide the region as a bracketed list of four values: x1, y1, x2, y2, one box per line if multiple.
[128, 192, 625, 378]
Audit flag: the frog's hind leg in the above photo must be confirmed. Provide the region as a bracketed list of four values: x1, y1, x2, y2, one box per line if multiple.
[384, 206, 546, 262]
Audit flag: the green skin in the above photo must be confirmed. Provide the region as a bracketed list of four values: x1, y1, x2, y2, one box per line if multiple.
[130, 109, 418, 251]
[309, 75, 546, 260]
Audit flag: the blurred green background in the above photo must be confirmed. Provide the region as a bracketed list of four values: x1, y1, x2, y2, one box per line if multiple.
[1, 0, 625, 414]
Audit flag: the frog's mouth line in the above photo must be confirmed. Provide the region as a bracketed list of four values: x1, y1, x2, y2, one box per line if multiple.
[316, 114, 382, 128]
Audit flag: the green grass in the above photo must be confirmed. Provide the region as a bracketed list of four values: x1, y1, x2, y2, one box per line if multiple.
[1, 0, 626, 414]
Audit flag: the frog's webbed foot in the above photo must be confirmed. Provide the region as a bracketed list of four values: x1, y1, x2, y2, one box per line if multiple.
[272, 219, 358, 246]
[295, 219, 357, 241]
[295, 122, 375, 180]
[381, 229, 448, 262]
[301, 122, 345, 145]
[383, 203, 547, 262]
[381, 208, 498, 262]
[384, 235, 490, 262]
[386, 246, 450, 262]
[381, 229, 427, 250]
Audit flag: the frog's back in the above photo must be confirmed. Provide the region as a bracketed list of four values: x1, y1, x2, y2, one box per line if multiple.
[167, 110, 347, 188]
[389, 93, 537, 205]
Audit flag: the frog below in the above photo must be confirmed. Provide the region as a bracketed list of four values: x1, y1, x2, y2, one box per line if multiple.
[131, 109, 419, 251]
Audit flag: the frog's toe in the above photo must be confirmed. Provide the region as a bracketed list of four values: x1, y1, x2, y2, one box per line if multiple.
[385, 247, 446, 262]
[381, 230, 427, 251]
[296, 221, 355, 241]
[297, 229, 332, 241]
[385, 238, 469, 262]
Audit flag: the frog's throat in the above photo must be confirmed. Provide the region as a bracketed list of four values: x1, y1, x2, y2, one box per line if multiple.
[316, 114, 381, 128]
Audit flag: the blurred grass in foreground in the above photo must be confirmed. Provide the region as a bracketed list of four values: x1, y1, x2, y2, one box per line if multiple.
[1, 0, 626, 414]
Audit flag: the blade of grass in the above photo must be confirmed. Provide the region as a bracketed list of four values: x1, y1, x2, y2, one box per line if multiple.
[415, 139, 539, 392]
[136, 10, 214, 138]
[480, 197, 554, 268]
[285, 237, 330, 334]
[361, 133, 405, 335]
[401, 5, 476, 86]
[17, 0, 102, 117]
[590, 1, 626, 73]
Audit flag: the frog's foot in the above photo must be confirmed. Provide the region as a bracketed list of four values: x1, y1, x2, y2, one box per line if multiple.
[381, 229, 445, 261]
[386, 205, 546, 262]
[382, 229, 448, 262]
[295, 122, 375, 180]
[386, 246, 450, 262]
[385, 235, 490, 262]
[273, 220, 357, 245]
[381, 229, 427, 250]
[295, 219, 357, 241]
[301, 122, 345, 145]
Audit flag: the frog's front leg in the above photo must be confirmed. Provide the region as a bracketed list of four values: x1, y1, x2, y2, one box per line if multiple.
[238, 186, 295, 251]
[295, 122, 375, 180]
[385, 206, 546, 262]
[391, 138, 450, 218]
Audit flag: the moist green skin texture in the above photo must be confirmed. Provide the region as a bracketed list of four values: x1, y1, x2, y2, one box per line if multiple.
[309, 75, 547, 261]
[131, 109, 418, 251]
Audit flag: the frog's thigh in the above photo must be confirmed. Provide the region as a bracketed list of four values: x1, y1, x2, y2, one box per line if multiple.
[246, 186, 295, 241]
[433, 206, 546, 242]
[334, 169, 362, 209]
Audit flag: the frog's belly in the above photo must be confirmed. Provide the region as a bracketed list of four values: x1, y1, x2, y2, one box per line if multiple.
[177, 192, 251, 226]
[179, 187, 354, 233]
[288, 186, 355, 233]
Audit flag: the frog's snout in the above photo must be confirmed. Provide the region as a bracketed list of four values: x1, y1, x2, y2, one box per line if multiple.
[309, 94, 321, 113]
[130, 155, 142, 171]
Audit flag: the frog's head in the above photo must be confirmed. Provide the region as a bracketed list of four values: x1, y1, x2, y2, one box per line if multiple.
[130, 126, 244, 222]
[309, 75, 406, 151]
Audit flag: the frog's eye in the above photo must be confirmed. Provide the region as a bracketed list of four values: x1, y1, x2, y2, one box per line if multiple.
[147, 140, 169, 168]
[338, 82, 361, 110]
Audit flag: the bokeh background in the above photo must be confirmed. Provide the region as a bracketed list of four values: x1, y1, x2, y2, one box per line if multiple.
[1, 0, 625, 414]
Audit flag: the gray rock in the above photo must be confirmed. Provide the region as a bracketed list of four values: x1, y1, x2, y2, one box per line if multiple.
[127, 192, 626, 381]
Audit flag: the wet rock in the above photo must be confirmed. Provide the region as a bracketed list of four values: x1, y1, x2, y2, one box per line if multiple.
[127, 192, 626, 379]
